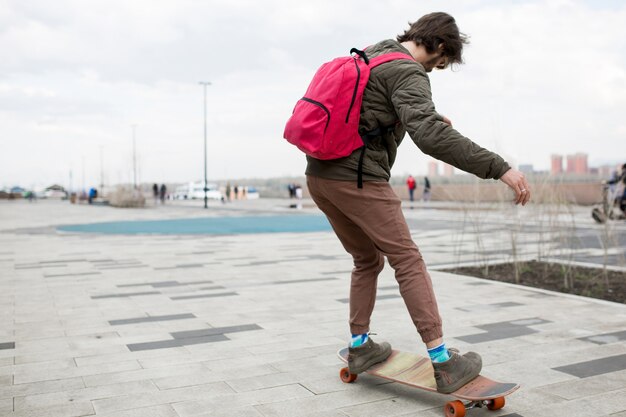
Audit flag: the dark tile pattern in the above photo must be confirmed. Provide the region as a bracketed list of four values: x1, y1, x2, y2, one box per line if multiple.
[44, 272, 102, 278]
[579, 330, 626, 345]
[0, 342, 15, 350]
[126, 323, 262, 351]
[170, 324, 262, 339]
[170, 292, 238, 300]
[109, 313, 196, 325]
[91, 291, 161, 299]
[553, 354, 626, 378]
[456, 318, 551, 344]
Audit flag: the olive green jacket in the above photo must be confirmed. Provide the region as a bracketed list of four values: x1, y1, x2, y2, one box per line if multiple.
[305, 39, 510, 182]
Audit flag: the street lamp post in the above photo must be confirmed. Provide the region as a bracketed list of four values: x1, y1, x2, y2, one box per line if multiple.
[199, 81, 211, 209]
[131, 124, 138, 190]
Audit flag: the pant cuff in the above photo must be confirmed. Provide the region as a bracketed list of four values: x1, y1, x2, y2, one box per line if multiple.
[419, 325, 444, 344]
[350, 324, 370, 335]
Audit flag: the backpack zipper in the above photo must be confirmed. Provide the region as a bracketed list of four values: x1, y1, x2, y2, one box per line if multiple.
[301, 97, 331, 131]
[345, 58, 360, 123]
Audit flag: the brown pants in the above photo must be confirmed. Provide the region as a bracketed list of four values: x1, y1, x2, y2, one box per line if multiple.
[307, 175, 443, 343]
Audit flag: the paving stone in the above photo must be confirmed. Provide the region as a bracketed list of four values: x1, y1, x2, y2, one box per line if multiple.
[14, 359, 141, 384]
[553, 353, 626, 378]
[0, 377, 85, 400]
[92, 381, 233, 414]
[96, 404, 179, 417]
[172, 384, 314, 416]
[4, 401, 94, 417]
[82, 363, 207, 387]
[13, 379, 158, 410]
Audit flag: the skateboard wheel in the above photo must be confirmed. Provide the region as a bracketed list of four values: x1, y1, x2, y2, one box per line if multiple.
[339, 367, 357, 383]
[487, 396, 505, 410]
[444, 400, 466, 417]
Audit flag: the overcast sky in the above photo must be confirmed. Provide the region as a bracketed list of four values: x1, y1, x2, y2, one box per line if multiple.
[1, 0, 625, 189]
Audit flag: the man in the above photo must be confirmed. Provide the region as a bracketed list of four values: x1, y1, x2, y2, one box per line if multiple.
[305, 12, 530, 394]
[406, 175, 417, 201]
[607, 163, 626, 216]
[423, 176, 431, 202]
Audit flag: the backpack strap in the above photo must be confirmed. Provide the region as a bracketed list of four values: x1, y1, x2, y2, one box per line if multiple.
[368, 52, 415, 68]
[352, 49, 414, 189]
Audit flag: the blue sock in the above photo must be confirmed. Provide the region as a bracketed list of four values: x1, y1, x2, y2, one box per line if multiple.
[350, 333, 369, 348]
[428, 343, 450, 363]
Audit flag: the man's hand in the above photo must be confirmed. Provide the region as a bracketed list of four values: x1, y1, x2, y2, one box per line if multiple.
[500, 169, 531, 205]
[442, 115, 452, 126]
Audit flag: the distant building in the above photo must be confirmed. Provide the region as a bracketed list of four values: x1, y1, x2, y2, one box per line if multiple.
[551, 154, 563, 175]
[443, 163, 455, 177]
[428, 160, 439, 177]
[566, 153, 588, 174]
[519, 164, 534, 175]
[598, 164, 618, 178]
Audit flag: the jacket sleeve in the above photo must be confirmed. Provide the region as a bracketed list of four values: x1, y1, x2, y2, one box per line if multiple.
[387, 61, 511, 180]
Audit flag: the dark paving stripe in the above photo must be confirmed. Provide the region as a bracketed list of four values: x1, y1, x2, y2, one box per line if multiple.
[579, 330, 626, 345]
[0, 342, 15, 350]
[171, 324, 262, 339]
[119, 280, 217, 288]
[126, 323, 262, 351]
[465, 282, 492, 286]
[153, 264, 207, 270]
[91, 291, 161, 299]
[118, 281, 180, 288]
[184, 280, 216, 285]
[44, 272, 102, 278]
[16, 264, 66, 269]
[170, 292, 238, 300]
[274, 278, 339, 285]
[456, 318, 550, 344]
[553, 354, 626, 378]
[109, 313, 196, 325]
[95, 264, 148, 270]
[336, 294, 401, 304]
[198, 286, 226, 291]
[40, 259, 86, 264]
[127, 334, 228, 351]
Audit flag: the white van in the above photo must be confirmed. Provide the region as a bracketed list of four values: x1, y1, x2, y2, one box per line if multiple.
[174, 182, 222, 200]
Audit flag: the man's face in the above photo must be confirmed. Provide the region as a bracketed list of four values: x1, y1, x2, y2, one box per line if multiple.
[422, 53, 449, 73]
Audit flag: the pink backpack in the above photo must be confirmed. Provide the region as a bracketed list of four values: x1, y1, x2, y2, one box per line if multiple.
[283, 48, 414, 167]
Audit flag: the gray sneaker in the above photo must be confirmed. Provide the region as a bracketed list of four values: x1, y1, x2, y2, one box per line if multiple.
[433, 349, 482, 394]
[347, 337, 392, 374]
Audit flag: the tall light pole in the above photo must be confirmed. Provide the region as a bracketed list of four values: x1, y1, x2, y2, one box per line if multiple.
[199, 81, 211, 209]
[131, 124, 138, 190]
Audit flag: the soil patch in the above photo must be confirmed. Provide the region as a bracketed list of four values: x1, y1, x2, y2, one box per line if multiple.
[443, 260, 626, 304]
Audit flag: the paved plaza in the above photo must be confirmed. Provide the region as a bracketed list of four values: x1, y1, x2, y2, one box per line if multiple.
[1, 198, 625, 417]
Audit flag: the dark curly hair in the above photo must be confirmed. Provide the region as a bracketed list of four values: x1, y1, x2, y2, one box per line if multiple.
[397, 12, 469, 66]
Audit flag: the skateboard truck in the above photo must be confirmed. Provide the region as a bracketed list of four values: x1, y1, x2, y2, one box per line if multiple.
[444, 397, 505, 417]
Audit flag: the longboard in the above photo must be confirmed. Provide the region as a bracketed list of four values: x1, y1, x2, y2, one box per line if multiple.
[338, 348, 519, 417]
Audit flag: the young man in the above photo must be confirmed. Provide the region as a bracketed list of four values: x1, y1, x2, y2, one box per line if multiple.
[305, 12, 531, 394]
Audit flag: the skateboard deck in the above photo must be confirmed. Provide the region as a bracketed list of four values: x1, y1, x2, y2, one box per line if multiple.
[338, 348, 519, 417]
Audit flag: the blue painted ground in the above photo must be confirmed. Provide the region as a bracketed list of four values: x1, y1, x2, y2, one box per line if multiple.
[57, 215, 332, 235]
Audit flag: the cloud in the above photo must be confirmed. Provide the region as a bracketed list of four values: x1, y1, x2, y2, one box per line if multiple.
[1, 0, 625, 188]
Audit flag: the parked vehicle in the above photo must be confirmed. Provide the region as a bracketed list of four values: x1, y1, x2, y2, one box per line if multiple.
[174, 182, 222, 200]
